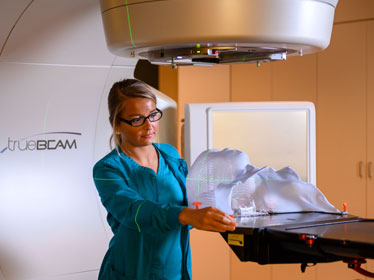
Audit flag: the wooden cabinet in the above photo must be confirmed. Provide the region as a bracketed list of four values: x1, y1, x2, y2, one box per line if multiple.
[311, 21, 373, 280]
[317, 22, 367, 218]
[272, 54, 317, 103]
[231, 63, 272, 101]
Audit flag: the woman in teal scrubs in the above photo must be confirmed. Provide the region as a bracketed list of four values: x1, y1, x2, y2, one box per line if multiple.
[93, 79, 236, 280]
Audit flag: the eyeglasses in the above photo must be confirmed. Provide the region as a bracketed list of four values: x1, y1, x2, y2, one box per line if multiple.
[119, 108, 163, 127]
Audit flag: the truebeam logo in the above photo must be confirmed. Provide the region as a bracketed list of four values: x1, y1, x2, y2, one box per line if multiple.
[0, 132, 82, 153]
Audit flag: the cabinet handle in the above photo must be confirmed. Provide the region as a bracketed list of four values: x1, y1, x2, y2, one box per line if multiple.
[369, 162, 372, 179]
[359, 161, 363, 178]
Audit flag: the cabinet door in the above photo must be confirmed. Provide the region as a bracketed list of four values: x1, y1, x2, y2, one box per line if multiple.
[367, 20, 374, 278]
[316, 22, 367, 280]
[231, 55, 318, 104]
[367, 19, 374, 219]
[231, 63, 272, 101]
[272, 54, 317, 103]
[317, 22, 367, 216]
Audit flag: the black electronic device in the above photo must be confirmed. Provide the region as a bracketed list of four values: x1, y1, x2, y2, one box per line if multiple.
[221, 212, 374, 278]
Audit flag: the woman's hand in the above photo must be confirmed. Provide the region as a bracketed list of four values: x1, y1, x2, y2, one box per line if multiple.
[178, 207, 236, 232]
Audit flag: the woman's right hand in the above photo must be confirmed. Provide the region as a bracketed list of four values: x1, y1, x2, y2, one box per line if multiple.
[178, 207, 236, 232]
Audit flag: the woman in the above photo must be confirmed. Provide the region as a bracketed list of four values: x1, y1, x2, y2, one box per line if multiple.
[93, 79, 236, 280]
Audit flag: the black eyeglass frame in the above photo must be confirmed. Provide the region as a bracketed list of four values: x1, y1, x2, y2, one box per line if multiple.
[119, 108, 163, 127]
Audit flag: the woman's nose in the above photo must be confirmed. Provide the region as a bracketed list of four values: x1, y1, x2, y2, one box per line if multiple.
[143, 118, 152, 129]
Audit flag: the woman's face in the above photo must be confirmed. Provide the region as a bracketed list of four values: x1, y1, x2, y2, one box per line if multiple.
[117, 97, 159, 148]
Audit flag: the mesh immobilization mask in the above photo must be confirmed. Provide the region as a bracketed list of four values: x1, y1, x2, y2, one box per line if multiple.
[186, 149, 341, 216]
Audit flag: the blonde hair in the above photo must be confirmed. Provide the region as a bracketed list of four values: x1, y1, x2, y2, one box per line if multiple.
[108, 79, 157, 154]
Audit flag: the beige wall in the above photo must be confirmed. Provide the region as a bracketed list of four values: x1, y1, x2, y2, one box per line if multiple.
[159, 1, 374, 279]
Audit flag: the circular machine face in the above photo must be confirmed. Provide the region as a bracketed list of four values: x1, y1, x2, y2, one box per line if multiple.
[139, 46, 292, 66]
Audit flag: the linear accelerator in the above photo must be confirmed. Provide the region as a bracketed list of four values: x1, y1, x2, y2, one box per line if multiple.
[3, 0, 373, 279]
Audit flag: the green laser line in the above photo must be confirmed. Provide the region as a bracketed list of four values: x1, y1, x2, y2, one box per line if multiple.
[135, 200, 147, 232]
[125, 0, 136, 47]
[94, 177, 126, 181]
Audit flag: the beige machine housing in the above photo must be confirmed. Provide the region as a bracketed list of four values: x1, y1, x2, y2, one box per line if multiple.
[100, 0, 339, 66]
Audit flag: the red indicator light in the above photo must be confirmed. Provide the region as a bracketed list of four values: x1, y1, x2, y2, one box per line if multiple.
[299, 234, 307, 240]
[306, 239, 314, 246]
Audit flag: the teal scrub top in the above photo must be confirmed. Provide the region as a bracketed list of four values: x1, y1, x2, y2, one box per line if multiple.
[93, 143, 192, 280]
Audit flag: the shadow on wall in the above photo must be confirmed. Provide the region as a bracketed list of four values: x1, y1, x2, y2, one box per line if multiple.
[134, 59, 159, 90]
